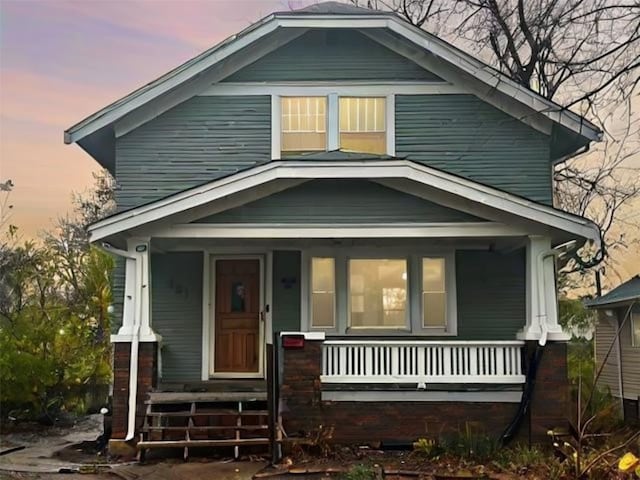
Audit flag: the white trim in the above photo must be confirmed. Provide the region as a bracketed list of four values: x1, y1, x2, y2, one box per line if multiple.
[386, 94, 395, 156]
[153, 222, 526, 239]
[321, 390, 523, 403]
[270, 95, 281, 160]
[280, 331, 326, 341]
[327, 93, 339, 151]
[208, 254, 266, 379]
[323, 340, 525, 345]
[88, 161, 600, 244]
[201, 82, 463, 97]
[65, 14, 600, 146]
[201, 251, 211, 381]
[110, 333, 162, 343]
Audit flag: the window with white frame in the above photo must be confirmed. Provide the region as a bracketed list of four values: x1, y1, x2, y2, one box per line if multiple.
[339, 97, 386, 154]
[281, 97, 327, 152]
[632, 312, 640, 347]
[279, 95, 388, 155]
[306, 252, 454, 334]
[349, 259, 407, 329]
[422, 257, 446, 328]
[310, 257, 336, 328]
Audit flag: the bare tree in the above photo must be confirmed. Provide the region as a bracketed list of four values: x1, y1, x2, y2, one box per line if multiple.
[350, 0, 640, 282]
[0, 179, 14, 234]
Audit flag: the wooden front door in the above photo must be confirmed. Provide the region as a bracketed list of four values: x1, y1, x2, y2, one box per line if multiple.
[214, 259, 261, 374]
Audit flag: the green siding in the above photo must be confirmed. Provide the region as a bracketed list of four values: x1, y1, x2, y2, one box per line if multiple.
[396, 95, 552, 204]
[151, 252, 203, 382]
[115, 96, 271, 210]
[195, 180, 484, 224]
[110, 257, 125, 334]
[225, 30, 441, 82]
[272, 251, 301, 332]
[456, 249, 526, 340]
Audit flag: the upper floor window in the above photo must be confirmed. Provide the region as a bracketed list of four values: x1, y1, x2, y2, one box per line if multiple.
[281, 97, 327, 153]
[279, 95, 388, 155]
[339, 97, 386, 154]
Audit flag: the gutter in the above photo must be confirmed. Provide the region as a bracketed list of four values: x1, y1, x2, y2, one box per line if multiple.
[102, 243, 143, 442]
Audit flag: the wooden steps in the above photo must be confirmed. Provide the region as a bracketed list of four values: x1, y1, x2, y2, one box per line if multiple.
[138, 438, 270, 449]
[138, 391, 275, 460]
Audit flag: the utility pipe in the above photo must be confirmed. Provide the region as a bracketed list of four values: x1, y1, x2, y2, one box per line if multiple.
[102, 243, 144, 442]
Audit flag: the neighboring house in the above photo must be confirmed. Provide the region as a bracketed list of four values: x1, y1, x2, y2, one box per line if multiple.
[587, 275, 640, 425]
[64, 2, 602, 455]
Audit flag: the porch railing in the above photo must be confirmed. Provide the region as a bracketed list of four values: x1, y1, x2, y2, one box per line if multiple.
[320, 340, 525, 384]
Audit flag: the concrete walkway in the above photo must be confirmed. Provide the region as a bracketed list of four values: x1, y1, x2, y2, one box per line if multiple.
[0, 415, 105, 474]
[0, 461, 266, 479]
[0, 416, 266, 479]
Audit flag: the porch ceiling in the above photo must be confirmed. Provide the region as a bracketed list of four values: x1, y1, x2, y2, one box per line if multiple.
[89, 159, 600, 249]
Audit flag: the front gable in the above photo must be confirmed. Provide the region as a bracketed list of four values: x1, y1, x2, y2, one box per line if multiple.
[193, 179, 484, 224]
[224, 29, 442, 82]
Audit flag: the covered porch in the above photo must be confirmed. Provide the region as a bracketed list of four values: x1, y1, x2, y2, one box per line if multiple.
[90, 159, 599, 448]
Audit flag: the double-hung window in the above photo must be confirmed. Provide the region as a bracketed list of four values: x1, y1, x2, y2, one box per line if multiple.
[308, 253, 454, 334]
[280, 95, 387, 155]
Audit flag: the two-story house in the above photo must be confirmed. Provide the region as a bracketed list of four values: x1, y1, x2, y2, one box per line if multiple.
[65, 2, 602, 457]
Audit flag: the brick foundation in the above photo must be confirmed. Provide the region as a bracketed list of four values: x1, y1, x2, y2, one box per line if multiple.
[280, 340, 569, 445]
[112, 342, 158, 439]
[527, 341, 570, 441]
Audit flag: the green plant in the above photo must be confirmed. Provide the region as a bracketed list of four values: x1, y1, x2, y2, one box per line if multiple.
[439, 423, 500, 460]
[339, 463, 376, 480]
[413, 437, 442, 458]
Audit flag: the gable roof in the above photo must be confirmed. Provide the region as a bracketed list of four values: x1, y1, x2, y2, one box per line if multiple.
[64, 2, 602, 171]
[586, 275, 640, 308]
[88, 157, 600, 245]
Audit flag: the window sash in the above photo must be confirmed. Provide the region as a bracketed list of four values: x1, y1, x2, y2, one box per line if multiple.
[310, 257, 336, 329]
[348, 258, 408, 329]
[339, 97, 386, 133]
[281, 97, 327, 133]
[422, 257, 447, 329]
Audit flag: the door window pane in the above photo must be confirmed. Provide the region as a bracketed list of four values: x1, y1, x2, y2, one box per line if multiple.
[311, 257, 335, 328]
[349, 259, 407, 328]
[339, 97, 386, 154]
[423, 257, 446, 328]
[281, 97, 327, 152]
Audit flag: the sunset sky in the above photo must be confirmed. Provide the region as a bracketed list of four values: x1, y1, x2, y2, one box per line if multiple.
[0, 0, 313, 237]
[1, 0, 637, 286]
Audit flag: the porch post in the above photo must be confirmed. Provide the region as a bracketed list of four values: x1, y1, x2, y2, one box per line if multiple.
[108, 237, 160, 452]
[112, 237, 159, 342]
[517, 236, 569, 342]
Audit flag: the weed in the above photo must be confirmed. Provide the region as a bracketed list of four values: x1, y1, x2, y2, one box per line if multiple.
[339, 463, 377, 480]
[439, 423, 500, 460]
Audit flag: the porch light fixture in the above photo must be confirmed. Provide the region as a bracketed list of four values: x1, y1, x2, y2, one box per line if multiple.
[282, 335, 305, 349]
[135, 244, 148, 252]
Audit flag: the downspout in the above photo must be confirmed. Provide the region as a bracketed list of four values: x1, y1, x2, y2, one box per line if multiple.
[501, 244, 566, 444]
[102, 243, 143, 442]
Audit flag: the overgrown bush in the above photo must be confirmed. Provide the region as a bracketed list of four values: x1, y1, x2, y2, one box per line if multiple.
[0, 171, 116, 422]
[0, 242, 113, 421]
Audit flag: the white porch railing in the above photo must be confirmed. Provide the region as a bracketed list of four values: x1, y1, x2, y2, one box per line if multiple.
[321, 340, 525, 384]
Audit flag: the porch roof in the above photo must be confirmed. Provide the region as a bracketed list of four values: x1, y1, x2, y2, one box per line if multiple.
[88, 158, 600, 248]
